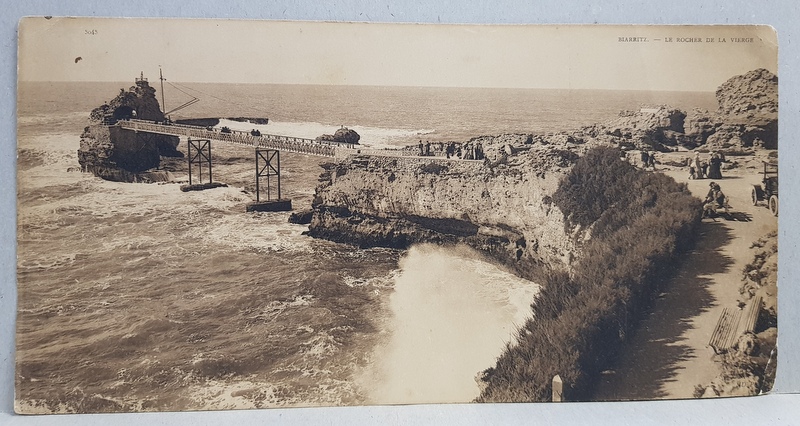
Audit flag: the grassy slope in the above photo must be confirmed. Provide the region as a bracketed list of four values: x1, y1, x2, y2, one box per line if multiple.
[478, 147, 702, 402]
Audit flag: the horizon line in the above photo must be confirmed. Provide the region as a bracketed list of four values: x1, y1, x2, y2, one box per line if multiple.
[17, 79, 718, 93]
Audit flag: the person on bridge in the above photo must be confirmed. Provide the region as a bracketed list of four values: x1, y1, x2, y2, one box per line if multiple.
[446, 142, 454, 159]
[462, 142, 472, 160]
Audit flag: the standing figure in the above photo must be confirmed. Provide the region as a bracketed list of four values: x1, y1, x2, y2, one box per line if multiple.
[640, 150, 650, 169]
[708, 153, 723, 179]
[692, 152, 703, 179]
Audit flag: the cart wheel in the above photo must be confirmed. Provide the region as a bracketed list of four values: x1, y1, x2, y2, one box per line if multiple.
[751, 187, 759, 205]
[769, 195, 778, 216]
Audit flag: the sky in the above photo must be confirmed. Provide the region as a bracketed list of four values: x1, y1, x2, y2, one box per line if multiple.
[18, 18, 777, 91]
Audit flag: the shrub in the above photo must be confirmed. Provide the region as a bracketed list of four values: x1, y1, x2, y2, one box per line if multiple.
[478, 146, 701, 402]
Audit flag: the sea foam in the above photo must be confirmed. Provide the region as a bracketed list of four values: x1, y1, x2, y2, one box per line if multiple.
[359, 243, 538, 404]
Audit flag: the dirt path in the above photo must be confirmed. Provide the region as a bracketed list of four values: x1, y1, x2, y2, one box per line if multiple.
[592, 153, 778, 401]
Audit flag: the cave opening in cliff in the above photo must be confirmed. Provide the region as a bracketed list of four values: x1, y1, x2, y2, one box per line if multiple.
[113, 105, 135, 121]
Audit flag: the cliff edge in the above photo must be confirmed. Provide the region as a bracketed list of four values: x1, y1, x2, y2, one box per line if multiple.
[307, 134, 585, 280]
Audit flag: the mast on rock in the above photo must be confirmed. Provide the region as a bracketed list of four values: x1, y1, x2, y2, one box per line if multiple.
[159, 67, 167, 118]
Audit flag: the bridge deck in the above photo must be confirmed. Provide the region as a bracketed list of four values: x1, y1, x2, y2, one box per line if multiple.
[117, 119, 485, 162]
[119, 119, 346, 157]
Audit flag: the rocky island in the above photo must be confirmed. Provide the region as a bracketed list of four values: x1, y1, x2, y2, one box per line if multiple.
[78, 76, 182, 182]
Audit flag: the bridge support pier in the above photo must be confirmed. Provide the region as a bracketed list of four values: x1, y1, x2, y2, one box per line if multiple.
[246, 148, 292, 212]
[180, 138, 226, 192]
[187, 138, 212, 185]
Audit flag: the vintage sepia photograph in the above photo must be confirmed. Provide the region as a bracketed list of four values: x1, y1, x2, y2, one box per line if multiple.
[16, 19, 778, 413]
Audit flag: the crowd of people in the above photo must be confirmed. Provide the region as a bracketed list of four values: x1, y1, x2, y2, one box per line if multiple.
[620, 149, 658, 170]
[621, 148, 731, 219]
[412, 140, 485, 160]
[688, 151, 725, 180]
[624, 149, 727, 182]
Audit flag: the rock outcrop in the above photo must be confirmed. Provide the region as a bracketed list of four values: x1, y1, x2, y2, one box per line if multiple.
[227, 117, 269, 125]
[566, 69, 779, 153]
[307, 135, 587, 280]
[699, 68, 779, 151]
[78, 76, 182, 181]
[574, 106, 686, 151]
[78, 125, 162, 179]
[716, 68, 778, 117]
[316, 127, 360, 145]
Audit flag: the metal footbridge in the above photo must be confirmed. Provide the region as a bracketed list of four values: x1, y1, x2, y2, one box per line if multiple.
[117, 119, 483, 162]
[115, 118, 482, 211]
[118, 119, 354, 158]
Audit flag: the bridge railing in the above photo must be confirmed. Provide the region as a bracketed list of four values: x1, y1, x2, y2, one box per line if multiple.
[117, 119, 484, 163]
[119, 120, 352, 157]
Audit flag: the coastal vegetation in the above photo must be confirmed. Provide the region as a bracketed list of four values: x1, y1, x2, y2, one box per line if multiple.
[477, 147, 702, 402]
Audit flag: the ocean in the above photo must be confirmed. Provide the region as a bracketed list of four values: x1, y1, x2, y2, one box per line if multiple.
[15, 81, 716, 412]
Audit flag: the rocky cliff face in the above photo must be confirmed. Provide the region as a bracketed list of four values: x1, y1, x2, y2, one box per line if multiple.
[716, 68, 778, 117]
[89, 79, 167, 123]
[574, 106, 686, 151]
[78, 125, 164, 180]
[706, 68, 778, 151]
[78, 78, 182, 181]
[307, 135, 587, 279]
